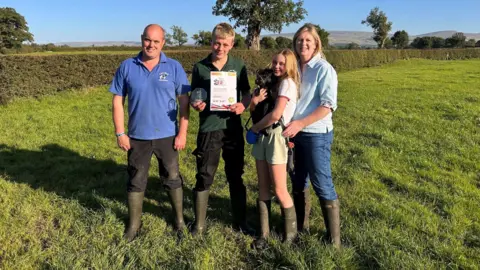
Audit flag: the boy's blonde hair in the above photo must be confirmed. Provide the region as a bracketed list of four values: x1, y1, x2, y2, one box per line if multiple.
[293, 23, 325, 59]
[212, 22, 235, 40]
[271, 49, 301, 98]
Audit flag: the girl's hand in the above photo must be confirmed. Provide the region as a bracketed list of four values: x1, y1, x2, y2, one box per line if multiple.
[252, 88, 268, 105]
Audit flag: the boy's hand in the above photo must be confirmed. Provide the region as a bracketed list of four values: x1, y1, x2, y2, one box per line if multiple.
[191, 101, 206, 112]
[229, 102, 245, 115]
[174, 133, 187, 150]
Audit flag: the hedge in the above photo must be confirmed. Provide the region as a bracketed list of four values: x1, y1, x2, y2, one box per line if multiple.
[1, 48, 479, 104]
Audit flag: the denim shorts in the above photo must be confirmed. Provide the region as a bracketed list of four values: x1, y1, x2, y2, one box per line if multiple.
[292, 130, 337, 201]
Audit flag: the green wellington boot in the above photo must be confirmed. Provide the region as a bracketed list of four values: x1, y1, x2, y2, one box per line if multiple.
[320, 199, 341, 248]
[168, 187, 185, 232]
[282, 206, 298, 243]
[191, 190, 209, 236]
[251, 200, 271, 250]
[124, 192, 144, 242]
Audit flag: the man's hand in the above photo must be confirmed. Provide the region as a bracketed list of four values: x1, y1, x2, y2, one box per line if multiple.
[174, 133, 187, 150]
[229, 102, 246, 115]
[282, 120, 305, 138]
[191, 101, 206, 112]
[117, 135, 131, 151]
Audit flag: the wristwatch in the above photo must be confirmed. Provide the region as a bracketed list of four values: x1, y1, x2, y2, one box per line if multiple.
[115, 132, 125, 137]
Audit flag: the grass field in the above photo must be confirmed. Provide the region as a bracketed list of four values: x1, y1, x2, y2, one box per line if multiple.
[0, 59, 479, 269]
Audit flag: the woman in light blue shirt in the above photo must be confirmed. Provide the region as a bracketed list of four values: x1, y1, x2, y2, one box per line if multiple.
[282, 23, 340, 248]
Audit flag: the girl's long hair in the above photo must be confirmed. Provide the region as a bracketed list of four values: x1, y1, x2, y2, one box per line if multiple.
[270, 49, 301, 98]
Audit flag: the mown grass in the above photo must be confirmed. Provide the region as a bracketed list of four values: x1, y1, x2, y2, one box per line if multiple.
[0, 59, 479, 269]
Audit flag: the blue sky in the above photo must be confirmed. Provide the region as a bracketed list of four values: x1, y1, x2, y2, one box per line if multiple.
[3, 0, 479, 44]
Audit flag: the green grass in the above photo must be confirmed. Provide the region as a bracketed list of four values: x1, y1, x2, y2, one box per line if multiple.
[1, 59, 479, 269]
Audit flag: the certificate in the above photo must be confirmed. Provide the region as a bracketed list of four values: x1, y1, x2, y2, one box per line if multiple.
[210, 71, 237, 111]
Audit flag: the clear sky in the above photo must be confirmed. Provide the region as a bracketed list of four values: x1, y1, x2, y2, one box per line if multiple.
[3, 0, 479, 44]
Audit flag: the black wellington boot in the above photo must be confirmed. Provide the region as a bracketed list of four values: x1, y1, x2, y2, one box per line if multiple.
[230, 185, 255, 236]
[293, 188, 311, 232]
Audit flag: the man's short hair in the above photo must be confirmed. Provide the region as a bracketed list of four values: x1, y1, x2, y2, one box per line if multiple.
[212, 22, 235, 40]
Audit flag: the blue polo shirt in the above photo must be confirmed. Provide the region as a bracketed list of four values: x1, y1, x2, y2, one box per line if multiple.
[109, 52, 191, 140]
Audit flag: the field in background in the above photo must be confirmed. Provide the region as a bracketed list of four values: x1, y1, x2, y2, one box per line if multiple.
[0, 59, 479, 269]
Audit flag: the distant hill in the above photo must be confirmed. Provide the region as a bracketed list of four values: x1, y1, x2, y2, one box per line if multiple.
[54, 41, 141, 47]
[263, 30, 480, 47]
[54, 30, 480, 47]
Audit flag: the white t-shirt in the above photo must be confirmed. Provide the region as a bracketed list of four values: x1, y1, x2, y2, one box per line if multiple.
[277, 78, 298, 125]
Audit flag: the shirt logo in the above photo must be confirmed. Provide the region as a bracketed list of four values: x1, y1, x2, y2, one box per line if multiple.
[159, 72, 169, 81]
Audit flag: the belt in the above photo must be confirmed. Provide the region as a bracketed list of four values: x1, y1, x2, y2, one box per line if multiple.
[260, 122, 282, 136]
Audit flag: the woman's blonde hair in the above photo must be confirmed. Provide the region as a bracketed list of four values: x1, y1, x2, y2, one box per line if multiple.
[270, 49, 301, 98]
[292, 23, 325, 60]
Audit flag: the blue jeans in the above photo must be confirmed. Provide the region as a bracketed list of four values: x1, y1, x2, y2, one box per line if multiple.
[292, 131, 337, 201]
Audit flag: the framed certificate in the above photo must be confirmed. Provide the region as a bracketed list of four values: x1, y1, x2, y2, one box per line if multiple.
[210, 71, 237, 111]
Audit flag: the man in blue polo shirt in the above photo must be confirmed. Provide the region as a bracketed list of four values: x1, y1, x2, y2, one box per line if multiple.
[110, 24, 191, 241]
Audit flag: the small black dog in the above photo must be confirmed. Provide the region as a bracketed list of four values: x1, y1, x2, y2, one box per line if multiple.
[251, 68, 278, 125]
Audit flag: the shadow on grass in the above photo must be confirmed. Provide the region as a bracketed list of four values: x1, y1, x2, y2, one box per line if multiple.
[0, 143, 258, 232]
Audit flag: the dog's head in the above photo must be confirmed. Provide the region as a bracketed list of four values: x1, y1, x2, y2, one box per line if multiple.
[254, 68, 277, 95]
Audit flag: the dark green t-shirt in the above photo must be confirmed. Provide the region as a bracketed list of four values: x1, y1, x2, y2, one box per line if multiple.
[191, 54, 251, 132]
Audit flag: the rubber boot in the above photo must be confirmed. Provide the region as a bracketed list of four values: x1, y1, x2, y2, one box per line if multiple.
[230, 185, 255, 236]
[168, 187, 185, 232]
[191, 190, 209, 236]
[251, 200, 271, 250]
[293, 188, 311, 232]
[124, 192, 144, 242]
[320, 199, 341, 248]
[281, 206, 298, 243]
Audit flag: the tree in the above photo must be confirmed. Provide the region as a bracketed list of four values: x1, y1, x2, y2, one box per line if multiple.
[234, 33, 246, 48]
[391, 30, 409, 49]
[431, 37, 445, 48]
[192, 30, 212, 46]
[260, 36, 277, 49]
[445, 32, 466, 48]
[167, 25, 188, 46]
[346, 42, 360, 50]
[465, 38, 476, 48]
[212, 0, 307, 50]
[313, 24, 330, 49]
[275, 36, 292, 49]
[361, 7, 392, 48]
[476, 40, 480, 47]
[0, 7, 34, 49]
[165, 33, 174, 46]
[411, 37, 433, 49]
[383, 38, 393, 49]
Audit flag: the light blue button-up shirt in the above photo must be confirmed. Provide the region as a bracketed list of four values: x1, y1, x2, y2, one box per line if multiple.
[292, 53, 338, 133]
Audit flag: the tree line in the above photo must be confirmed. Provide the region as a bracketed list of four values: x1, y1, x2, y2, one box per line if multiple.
[1, 3, 479, 53]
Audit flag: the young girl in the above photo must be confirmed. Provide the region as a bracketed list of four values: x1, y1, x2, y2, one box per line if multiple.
[249, 49, 300, 248]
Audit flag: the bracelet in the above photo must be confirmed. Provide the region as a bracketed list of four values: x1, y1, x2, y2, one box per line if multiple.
[115, 132, 125, 137]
